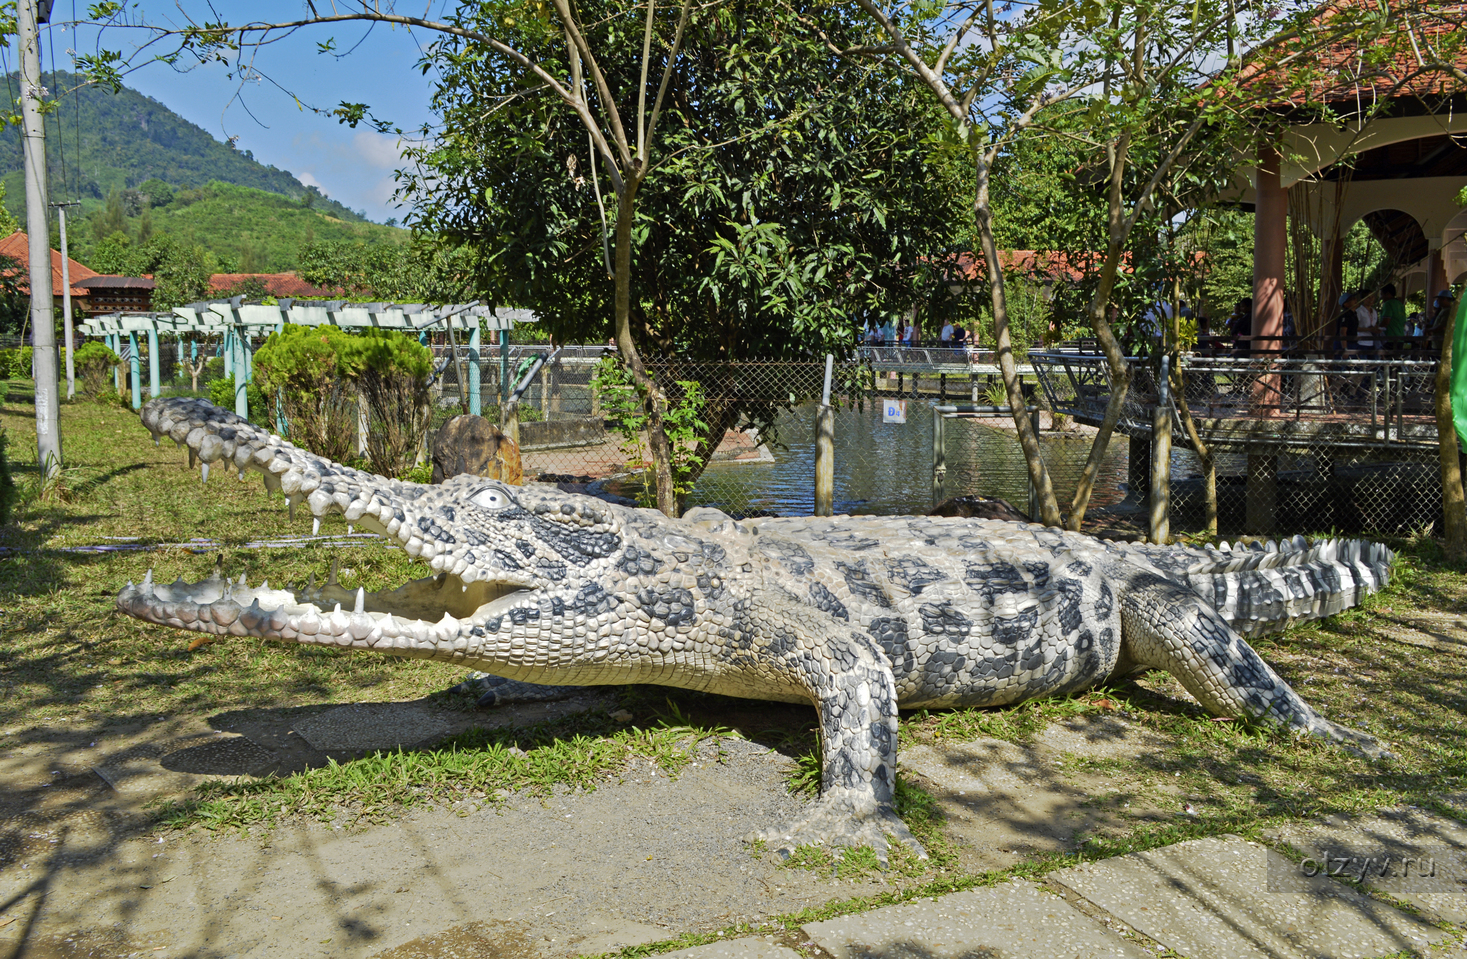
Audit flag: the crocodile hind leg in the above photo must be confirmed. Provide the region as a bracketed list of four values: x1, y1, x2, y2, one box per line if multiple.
[746, 604, 925, 863]
[1117, 571, 1388, 758]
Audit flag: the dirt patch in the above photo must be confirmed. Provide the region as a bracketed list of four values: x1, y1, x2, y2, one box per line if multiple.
[900, 717, 1184, 872]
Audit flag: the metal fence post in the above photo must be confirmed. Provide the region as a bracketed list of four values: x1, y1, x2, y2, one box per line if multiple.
[932, 404, 947, 509]
[467, 323, 482, 417]
[146, 328, 160, 399]
[815, 354, 834, 517]
[127, 332, 141, 409]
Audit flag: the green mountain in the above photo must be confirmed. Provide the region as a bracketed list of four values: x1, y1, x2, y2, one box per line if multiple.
[72, 180, 405, 274]
[0, 70, 368, 224]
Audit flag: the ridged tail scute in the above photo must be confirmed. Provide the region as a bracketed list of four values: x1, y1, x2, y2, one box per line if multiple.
[1183, 536, 1394, 636]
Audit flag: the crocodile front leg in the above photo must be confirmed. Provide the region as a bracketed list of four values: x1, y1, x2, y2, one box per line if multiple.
[745, 594, 924, 863]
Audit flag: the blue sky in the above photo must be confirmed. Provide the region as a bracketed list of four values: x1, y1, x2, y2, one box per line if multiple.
[45, 1, 456, 221]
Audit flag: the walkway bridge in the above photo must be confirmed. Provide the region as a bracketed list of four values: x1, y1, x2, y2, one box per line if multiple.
[1029, 347, 1447, 537]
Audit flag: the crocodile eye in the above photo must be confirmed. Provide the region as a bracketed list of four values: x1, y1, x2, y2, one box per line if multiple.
[470, 486, 513, 511]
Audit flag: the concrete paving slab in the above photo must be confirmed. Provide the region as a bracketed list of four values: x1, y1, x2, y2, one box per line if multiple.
[802, 879, 1149, 959]
[1050, 835, 1449, 959]
[1265, 806, 1467, 924]
[293, 703, 454, 752]
[661, 939, 801, 959]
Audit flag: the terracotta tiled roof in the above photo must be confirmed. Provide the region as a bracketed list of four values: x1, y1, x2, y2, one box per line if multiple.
[1238, 1, 1467, 109]
[942, 250, 1124, 284]
[208, 273, 343, 298]
[0, 230, 99, 297]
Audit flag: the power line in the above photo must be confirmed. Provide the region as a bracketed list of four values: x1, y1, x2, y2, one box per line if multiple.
[45, 16, 66, 203]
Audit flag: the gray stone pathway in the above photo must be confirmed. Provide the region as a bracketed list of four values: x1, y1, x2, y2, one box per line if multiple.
[668, 831, 1459, 959]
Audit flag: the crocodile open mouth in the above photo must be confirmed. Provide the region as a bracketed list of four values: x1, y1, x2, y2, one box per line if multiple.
[116, 559, 535, 651]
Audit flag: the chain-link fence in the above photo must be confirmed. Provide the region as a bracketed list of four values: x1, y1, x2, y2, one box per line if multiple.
[1032, 349, 1450, 537]
[475, 351, 1095, 520]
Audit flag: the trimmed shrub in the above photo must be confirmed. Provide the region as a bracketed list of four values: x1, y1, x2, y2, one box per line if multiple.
[74, 341, 121, 396]
[344, 330, 433, 478]
[253, 324, 359, 464]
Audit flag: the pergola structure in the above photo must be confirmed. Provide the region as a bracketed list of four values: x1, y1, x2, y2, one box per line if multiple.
[1235, 9, 1467, 348]
[78, 300, 537, 418]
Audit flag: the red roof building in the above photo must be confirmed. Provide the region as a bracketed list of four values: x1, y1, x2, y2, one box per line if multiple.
[208, 273, 343, 299]
[0, 230, 98, 299]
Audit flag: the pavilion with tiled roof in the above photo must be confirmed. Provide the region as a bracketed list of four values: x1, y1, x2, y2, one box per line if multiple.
[1232, 1, 1467, 345]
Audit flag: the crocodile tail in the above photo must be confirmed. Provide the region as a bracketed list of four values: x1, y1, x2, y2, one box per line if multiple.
[1182, 536, 1394, 637]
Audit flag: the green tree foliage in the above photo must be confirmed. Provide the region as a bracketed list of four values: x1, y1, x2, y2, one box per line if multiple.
[73, 341, 120, 396]
[253, 325, 359, 464]
[297, 240, 476, 302]
[402, 0, 964, 491]
[407, 0, 961, 361]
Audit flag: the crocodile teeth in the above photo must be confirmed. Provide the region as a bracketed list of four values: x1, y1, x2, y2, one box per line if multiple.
[329, 558, 341, 586]
[354, 587, 365, 614]
[200, 463, 210, 483]
[312, 517, 321, 536]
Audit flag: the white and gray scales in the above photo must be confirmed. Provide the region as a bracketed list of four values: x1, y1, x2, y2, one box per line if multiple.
[117, 398, 1396, 860]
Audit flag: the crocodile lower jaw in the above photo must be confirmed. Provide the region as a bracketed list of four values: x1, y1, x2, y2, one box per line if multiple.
[116, 567, 532, 649]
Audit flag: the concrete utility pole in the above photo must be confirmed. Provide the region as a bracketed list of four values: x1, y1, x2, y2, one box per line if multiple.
[19, 0, 60, 476]
[52, 201, 78, 398]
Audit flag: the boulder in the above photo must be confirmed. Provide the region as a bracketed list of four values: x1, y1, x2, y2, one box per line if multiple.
[431, 415, 523, 485]
[929, 495, 1028, 522]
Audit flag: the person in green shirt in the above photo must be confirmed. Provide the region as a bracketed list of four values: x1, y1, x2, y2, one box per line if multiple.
[1379, 283, 1408, 351]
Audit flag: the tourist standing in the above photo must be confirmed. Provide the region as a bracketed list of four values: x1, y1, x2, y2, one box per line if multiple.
[1378, 283, 1407, 352]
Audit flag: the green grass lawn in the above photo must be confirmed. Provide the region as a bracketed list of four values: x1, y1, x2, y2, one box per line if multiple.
[4, 381, 1467, 893]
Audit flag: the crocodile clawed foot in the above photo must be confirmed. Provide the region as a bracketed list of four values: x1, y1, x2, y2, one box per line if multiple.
[750, 786, 927, 866]
[1310, 717, 1393, 761]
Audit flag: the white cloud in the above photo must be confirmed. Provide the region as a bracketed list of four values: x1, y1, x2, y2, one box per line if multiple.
[286, 130, 408, 220]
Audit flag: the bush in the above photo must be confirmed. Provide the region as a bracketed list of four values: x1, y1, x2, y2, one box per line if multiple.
[344, 330, 433, 477]
[253, 324, 359, 464]
[74, 341, 120, 396]
[0, 346, 33, 379]
[0, 427, 17, 524]
[206, 376, 269, 427]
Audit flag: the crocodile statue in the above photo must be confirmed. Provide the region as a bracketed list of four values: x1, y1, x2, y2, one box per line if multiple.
[117, 398, 1394, 860]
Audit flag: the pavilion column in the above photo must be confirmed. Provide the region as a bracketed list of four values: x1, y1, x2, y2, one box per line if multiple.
[1248, 139, 1286, 535]
[1253, 141, 1288, 357]
[1426, 240, 1445, 303]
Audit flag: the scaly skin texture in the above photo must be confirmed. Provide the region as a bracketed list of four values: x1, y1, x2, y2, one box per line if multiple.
[117, 399, 1395, 860]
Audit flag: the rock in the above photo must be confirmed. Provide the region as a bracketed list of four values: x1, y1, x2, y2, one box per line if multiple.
[929, 495, 1028, 522]
[431, 415, 523, 485]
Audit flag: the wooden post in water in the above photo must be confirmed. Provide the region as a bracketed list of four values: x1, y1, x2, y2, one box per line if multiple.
[503, 399, 521, 449]
[815, 354, 834, 517]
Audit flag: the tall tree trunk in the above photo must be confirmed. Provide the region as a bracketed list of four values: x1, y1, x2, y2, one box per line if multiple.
[1435, 311, 1467, 559]
[1067, 133, 1135, 531]
[610, 178, 678, 516]
[974, 151, 1062, 526]
[1171, 362, 1217, 537]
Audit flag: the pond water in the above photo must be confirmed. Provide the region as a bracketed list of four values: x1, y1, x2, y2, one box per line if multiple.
[674, 401, 1140, 518]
